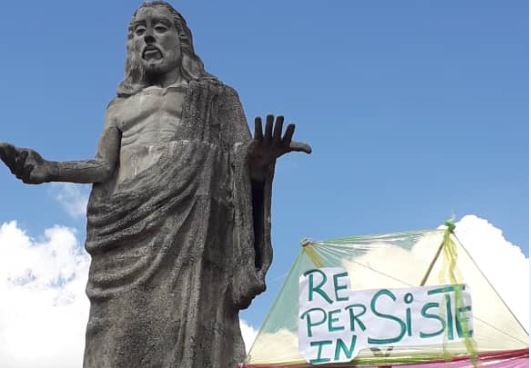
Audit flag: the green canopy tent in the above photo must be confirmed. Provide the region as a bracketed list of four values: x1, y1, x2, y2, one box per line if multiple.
[242, 223, 528, 367]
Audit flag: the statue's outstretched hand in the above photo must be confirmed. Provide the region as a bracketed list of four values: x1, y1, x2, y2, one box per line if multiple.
[248, 115, 311, 181]
[0, 143, 53, 184]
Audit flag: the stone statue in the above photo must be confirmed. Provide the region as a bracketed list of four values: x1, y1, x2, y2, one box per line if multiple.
[0, 2, 310, 367]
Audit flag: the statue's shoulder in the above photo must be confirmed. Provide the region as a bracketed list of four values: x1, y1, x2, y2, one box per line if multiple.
[103, 97, 129, 127]
[106, 97, 127, 111]
[192, 77, 241, 101]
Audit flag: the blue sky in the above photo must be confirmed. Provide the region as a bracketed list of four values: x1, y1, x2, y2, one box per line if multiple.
[0, 0, 528, 341]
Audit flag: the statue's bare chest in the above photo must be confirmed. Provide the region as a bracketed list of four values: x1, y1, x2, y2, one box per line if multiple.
[116, 86, 187, 148]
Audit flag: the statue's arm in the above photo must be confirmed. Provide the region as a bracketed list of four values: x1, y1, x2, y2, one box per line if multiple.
[0, 115, 121, 185]
[246, 115, 311, 271]
[248, 114, 311, 181]
[48, 125, 120, 183]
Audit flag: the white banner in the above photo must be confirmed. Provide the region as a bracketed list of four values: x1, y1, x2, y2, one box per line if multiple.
[298, 267, 473, 365]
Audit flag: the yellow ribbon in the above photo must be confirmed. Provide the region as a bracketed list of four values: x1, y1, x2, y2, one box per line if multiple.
[301, 240, 324, 268]
[438, 220, 478, 366]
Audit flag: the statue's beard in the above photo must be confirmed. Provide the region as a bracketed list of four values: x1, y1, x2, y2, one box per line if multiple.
[127, 50, 183, 88]
[143, 63, 164, 78]
[142, 63, 179, 86]
[133, 60, 166, 86]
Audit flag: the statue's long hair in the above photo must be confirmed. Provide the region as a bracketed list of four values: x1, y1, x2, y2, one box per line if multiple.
[117, 1, 213, 97]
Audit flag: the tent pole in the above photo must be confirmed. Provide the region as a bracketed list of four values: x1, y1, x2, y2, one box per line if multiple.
[452, 234, 529, 336]
[419, 238, 445, 286]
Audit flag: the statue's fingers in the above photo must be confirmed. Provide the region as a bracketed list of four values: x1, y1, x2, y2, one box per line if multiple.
[18, 164, 34, 183]
[14, 161, 26, 179]
[14, 150, 29, 174]
[26, 165, 44, 184]
[13, 149, 33, 179]
[273, 116, 284, 144]
[282, 124, 295, 146]
[264, 114, 274, 142]
[0, 143, 16, 165]
[1, 144, 20, 172]
[289, 141, 312, 154]
[5, 161, 17, 174]
[24, 164, 34, 177]
[0, 143, 10, 158]
[2, 143, 18, 156]
[254, 117, 263, 141]
[0, 144, 10, 164]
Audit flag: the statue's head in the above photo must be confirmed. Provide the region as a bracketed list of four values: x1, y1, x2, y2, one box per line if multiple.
[117, 1, 210, 96]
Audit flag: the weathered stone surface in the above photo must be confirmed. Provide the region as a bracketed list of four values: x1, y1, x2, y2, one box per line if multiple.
[0, 2, 310, 367]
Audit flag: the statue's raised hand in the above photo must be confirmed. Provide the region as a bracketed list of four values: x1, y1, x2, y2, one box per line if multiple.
[0, 143, 53, 184]
[248, 115, 311, 181]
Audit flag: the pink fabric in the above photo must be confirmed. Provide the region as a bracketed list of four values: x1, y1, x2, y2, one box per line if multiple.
[395, 356, 528, 367]
[241, 348, 529, 368]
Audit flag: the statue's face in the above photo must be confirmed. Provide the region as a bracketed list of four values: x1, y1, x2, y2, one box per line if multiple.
[132, 6, 181, 79]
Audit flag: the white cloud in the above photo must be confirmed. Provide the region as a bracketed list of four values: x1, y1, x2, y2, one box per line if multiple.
[0, 220, 262, 365]
[247, 328, 299, 364]
[240, 319, 259, 353]
[0, 221, 90, 368]
[453, 215, 529, 330]
[0, 215, 527, 366]
[50, 183, 90, 218]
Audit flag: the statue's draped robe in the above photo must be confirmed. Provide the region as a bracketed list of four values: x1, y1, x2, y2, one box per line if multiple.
[83, 79, 273, 368]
